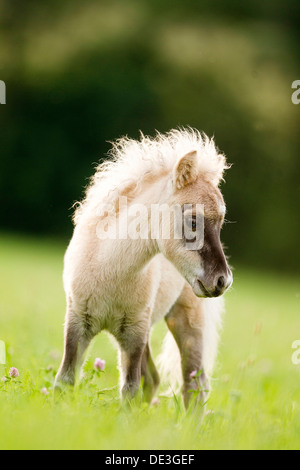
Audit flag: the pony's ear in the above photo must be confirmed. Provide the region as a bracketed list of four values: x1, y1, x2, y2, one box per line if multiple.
[173, 150, 199, 190]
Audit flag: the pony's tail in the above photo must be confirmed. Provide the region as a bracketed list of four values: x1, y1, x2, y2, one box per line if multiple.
[157, 331, 182, 394]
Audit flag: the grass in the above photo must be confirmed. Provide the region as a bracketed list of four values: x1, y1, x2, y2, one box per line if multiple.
[0, 232, 299, 450]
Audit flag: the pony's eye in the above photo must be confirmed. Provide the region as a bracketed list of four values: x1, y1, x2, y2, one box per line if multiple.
[191, 219, 197, 231]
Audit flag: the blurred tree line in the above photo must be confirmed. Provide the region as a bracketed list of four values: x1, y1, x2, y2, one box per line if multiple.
[0, 0, 299, 271]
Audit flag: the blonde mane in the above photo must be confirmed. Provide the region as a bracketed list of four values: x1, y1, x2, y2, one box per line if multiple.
[74, 127, 228, 225]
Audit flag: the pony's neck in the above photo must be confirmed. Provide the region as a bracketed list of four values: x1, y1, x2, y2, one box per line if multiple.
[108, 173, 170, 279]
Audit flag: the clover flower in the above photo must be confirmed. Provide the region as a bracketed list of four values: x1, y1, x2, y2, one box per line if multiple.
[94, 358, 105, 371]
[9, 367, 19, 378]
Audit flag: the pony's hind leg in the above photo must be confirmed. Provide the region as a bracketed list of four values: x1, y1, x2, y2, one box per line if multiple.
[165, 284, 209, 410]
[141, 343, 160, 403]
[55, 300, 94, 389]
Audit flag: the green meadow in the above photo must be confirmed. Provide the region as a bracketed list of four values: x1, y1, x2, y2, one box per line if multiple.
[0, 233, 299, 450]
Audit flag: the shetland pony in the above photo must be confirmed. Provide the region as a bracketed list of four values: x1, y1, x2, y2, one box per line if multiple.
[55, 128, 232, 409]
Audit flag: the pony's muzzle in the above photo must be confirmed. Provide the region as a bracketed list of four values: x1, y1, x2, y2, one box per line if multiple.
[213, 272, 232, 296]
[212, 269, 233, 296]
[197, 270, 232, 297]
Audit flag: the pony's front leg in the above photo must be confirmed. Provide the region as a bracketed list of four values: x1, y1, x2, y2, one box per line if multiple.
[55, 304, 94, 389]
[119, 344, 145, 401]
[118, 321, 150, 402]
[165, 285, 209, 410]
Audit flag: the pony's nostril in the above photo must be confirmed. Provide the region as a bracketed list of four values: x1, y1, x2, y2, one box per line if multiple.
[217, 276, 225, 290]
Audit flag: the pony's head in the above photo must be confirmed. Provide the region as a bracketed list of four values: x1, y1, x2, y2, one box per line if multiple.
[158, 144, 232, 298]
[75, 127, 232, 298]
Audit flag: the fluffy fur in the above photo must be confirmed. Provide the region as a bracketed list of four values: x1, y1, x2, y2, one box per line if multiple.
[74, 128, 228, 224]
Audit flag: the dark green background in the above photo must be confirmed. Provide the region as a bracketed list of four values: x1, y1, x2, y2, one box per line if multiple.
[0, 0, 299, 270]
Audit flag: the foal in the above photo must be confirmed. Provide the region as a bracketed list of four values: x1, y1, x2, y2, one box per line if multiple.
[55, 129, 232, 408]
